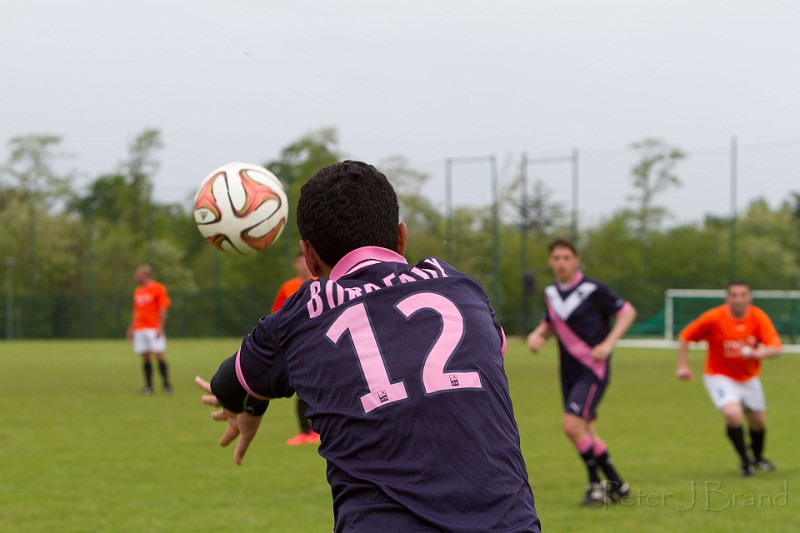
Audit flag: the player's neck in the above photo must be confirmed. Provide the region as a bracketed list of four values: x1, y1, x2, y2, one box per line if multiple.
[728, 305, 748, 320]
[556, 270, 583, 289]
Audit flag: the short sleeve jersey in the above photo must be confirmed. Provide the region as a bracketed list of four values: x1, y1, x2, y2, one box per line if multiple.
[542, 272, 629, 381]
[679, 304, 781, 382]
[132, 281, 171, 329]
[235, 247, 539, 533]
[270, 277, 303, 313]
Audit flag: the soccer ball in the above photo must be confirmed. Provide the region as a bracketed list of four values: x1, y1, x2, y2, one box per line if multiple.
[193, 162, 288, 255]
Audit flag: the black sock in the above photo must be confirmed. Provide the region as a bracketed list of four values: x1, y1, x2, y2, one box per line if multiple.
[596, 451, 623, 486]
[158, 361, 170, 387]
[297, 398, 312, 434]
[580, 450, 601, 484]
[726, 425, 750, 464]
[143, 361, 153, 387]
[750, 428, 765, 461]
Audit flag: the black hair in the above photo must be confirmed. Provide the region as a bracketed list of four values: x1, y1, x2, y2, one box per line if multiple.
[297, 160, 399, 267]
[727, 280, 751, 292]
[548, 237, 578, 255]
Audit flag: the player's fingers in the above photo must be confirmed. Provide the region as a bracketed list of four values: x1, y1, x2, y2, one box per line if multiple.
[234, 433, 255, 465]
[219, 423, 240, 448]
[202, 394, 221, 407]
[195, 376, 212, 393]
[210, 409, 227, 421]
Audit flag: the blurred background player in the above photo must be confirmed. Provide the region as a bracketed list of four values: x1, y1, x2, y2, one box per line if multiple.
[272, 250, 319, 446]
[127, 265, 173, 395]
[676, 280, 782, 477]
[196, 160, 540, 532]
[526, 237, 636, 506]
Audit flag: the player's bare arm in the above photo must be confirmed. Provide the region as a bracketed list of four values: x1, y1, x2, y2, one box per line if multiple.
[157, 308, 168, 338]
[527, 322, 553, 353]
[752, 344, 782, 360]
[591, 304, 637, 361]
[676, 340, 693, 380]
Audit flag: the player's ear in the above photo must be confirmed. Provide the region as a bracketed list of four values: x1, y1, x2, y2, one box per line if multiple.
[300, 240, 325, 277]
[396, 222, 408, 256]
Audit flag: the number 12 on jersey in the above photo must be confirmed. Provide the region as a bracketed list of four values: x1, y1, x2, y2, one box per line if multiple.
[325, 292, 484, 414]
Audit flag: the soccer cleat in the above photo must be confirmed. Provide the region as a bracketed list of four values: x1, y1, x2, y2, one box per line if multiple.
[753, 458, 776, 472]
[580, 482, 608, 507]
[140, 385, 154, 396]
[286, 431, 320, 446]
[607, 481, 630, 503]
[163, 385, 174, 395]
[285, 432, 308, 446]
[740, 461, 755, 477]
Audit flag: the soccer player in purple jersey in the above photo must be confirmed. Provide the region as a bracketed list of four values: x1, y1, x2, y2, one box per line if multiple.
[526, 238, 636, 506]
[195, 161, 541, 532]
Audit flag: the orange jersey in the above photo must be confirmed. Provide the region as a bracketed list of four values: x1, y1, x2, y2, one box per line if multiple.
[679, 304, 781, 382]
[271, 277, 304, 313]
[132, 281, 171, 329]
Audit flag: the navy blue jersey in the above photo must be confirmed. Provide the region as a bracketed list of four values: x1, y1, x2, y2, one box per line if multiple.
[542, 271, 629, 381]
[235, 247, 539, 532]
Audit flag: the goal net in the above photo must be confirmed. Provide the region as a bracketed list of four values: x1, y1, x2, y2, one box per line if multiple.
[664, 289, 800, 342]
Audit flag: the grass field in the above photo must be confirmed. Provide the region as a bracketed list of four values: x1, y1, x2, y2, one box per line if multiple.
[1, 338, 798, 532]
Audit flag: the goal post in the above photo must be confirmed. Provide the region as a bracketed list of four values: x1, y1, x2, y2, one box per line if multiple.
[664, 289, 800, 342]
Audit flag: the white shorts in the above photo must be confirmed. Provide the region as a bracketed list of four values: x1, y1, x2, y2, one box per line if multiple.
[703, 374, 766, 412]
[132, 329, 167, 355]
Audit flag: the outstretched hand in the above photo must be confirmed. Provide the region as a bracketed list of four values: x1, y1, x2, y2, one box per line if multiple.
[195, 376, 263, 465]
[676, 365, 693, 381]
[590, 341, 613, 361]
[526, 332, 547, 353]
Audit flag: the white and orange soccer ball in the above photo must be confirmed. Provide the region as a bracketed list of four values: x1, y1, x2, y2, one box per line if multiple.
[193, 162, 288, 255]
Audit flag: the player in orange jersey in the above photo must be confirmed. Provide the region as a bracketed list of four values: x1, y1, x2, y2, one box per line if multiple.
[677, 281, 782, 476]
[127, 265, 173, 395]
[272, 251, 319, 445]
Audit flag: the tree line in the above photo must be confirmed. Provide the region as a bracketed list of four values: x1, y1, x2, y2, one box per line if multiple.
[1, 128, 799, 339]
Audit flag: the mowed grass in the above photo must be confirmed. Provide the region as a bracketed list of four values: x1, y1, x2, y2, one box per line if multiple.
[1, 338, 798, 532]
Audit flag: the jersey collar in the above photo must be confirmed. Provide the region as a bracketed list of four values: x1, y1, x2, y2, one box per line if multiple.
[557, 270, 584, 291]
[725, 304, 751, 321]
[329, 246, 408, 281]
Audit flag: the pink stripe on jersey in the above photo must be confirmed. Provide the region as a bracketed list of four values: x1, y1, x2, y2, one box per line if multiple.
[500, 327, 507, 358]
[545, 298, 607, 380]
[235, 349, 269, 400]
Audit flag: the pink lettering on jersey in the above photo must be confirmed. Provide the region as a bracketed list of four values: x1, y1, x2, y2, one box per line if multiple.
[398, 273, 416, 284]
[307, 281, 324, 318]
[345, 287, 363, 300]
[423, 258, 447, 278]
[410, 267, 431, 279]
[304, 254, 451, 319]
[326, 281, 345, 309]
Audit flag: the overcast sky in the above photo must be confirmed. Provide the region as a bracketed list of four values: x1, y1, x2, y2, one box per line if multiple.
[1, 0, 798, 229]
